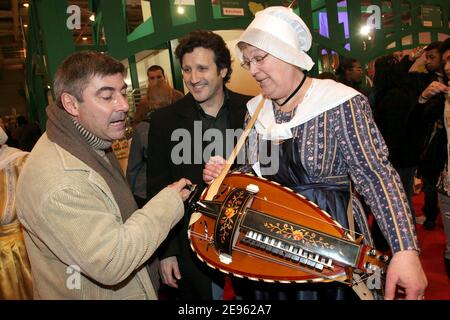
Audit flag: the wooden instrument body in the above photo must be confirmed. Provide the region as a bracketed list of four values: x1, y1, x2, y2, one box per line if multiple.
[189, 173, 388, 284]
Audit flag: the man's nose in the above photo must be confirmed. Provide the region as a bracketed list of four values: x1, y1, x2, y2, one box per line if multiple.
[116, 94, 129, 112]
[190, 70, 202, 84]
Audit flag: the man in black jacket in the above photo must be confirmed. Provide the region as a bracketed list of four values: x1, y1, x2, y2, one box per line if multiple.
[395, 41, 446, 230]
[147, 30, 251, 299]
[416, 38, 450, 277]
[415, 41, 446, 230]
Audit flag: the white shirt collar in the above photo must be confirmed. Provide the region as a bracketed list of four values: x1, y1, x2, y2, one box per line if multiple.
[247, 78, 360, 140]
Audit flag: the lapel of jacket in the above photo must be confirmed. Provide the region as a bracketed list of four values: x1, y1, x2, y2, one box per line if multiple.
[228, 90, 248, 130]
[172, 94, 203, 181]
[174, 93, 198, 133]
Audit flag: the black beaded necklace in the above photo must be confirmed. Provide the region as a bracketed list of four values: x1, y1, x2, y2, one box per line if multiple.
[277, 74, 308, 106]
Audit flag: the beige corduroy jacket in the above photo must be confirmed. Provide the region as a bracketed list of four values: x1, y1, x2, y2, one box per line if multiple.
[16, 133, 184, 299]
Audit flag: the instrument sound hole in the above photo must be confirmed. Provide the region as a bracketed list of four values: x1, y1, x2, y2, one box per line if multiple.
[217, 185, 231, 197]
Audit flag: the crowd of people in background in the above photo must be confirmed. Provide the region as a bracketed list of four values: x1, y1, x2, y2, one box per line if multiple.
[0, 115, 41, 152]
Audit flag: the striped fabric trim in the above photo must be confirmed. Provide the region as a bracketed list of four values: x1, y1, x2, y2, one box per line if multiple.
[71, 118, 112, 150]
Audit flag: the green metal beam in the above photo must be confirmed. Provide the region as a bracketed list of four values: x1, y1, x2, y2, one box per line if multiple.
[128, 55, 139, 90]
[325, 0, 345, 47]
[35, 0, 75, 84]
[100, 0, 128, 59]
[411, 0, 422, 45]
[347, 0, 363, 57]
[25, 3, 48, 127]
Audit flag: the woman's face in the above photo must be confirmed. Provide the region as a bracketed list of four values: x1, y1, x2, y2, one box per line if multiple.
[241, 44, 300, 101]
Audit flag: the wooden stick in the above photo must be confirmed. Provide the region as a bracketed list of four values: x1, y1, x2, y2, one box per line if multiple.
[204, 97, 266, 201]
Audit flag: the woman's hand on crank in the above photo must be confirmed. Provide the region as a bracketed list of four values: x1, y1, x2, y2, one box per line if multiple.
[203, 156, 226, 185]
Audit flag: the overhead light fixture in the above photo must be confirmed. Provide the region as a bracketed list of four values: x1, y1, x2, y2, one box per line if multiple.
[23, 24, 28, 28]
[82, 37, 88, 41]
[89, 14, 95, 22]
[23, 3, 29, 8]
[360, 25, 371, 36]
[177, 6, 185, 14]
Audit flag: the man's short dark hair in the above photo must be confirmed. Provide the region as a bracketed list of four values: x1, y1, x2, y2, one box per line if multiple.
[337, 57, 358, 72]
[53, 51, 125, 108]
[425, 41, 443, 52]
[175, 30, 232, 83]
[147, 65, 165, 77]
[439, 37, 450, 55]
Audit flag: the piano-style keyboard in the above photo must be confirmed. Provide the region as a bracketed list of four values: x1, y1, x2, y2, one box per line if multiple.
[241, 230, 334, 272]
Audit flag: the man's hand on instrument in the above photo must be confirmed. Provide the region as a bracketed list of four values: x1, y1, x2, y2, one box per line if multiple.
[203, 156, 226, 185]
[168, 178, 193, 201]
[160, 256, 181, 288]
[384, 250, 428, 300]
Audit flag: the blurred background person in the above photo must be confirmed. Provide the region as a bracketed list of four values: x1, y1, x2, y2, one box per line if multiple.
[336, 57, 371, 98]
[146, 65, 166, 87]
[127, 80, 183, 208]
[14, 115, 42, 152]
[414, 41, 447, 230]
[134, 65, 183, 128]
[420, 38, 450, 278]
[0, 126, 32, 299]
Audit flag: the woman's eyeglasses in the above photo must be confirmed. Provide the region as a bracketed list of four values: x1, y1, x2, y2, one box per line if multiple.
[240, 53, 270, 70]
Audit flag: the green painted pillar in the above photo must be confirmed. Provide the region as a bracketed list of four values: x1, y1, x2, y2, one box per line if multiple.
[169, 39, 184, 93]
[128, 55, 139, 90]
[410, 0, 421, 45]
[326, 0, 344, 45]
[392, 0, 402, 48]
[298, 1, 313, 30]
[371, 0, 382, 52]
[35, 0, 75, 82]
[100, 0, 128, 60]
[31, 76, 49, 130]
[298, 0, 317, 76]
[309, 42, 319, 77]
[347, 0, 363, 57]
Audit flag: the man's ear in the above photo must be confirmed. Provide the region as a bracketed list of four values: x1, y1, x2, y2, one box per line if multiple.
[61, 92, 80, 117]
[220, 68, 228, 79]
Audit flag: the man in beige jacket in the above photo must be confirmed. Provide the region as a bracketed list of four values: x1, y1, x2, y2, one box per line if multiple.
[16, 51, 191, 299]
